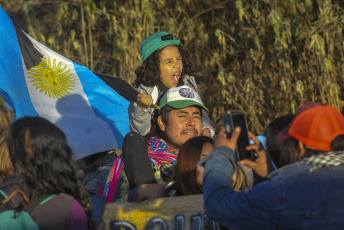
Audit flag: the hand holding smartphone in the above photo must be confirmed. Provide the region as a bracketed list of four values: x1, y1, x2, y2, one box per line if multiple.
[223, 112, 254, 161]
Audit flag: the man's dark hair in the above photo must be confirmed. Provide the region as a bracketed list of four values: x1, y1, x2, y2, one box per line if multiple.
[331, 134, 344, 151]
[147, 105, 203, 140]
[264, 114, 293, 168]
[134, 45, 193, 88]
[148, 105, 173, 140]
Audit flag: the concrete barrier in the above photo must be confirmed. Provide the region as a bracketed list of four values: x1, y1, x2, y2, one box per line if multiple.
[103, 194, 220, 230]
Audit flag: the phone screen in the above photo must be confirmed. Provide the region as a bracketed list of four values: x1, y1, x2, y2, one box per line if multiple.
[223, 113, 234, 139]
[231, 112, 253, 160]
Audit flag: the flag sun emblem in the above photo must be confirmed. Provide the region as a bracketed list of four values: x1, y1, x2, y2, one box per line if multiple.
[28, 57, 76, 99]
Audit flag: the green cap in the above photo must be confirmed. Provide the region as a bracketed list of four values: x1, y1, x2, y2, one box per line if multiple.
[140, 31, 180, 62]
[159, 85, 209, 112]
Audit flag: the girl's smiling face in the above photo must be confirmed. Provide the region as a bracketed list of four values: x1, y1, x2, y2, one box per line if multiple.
[159, 46, 183, 88]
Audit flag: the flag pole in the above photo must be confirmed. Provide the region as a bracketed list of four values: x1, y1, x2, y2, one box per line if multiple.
[93, 72, 160, 110]
[131, 87, 160, 110]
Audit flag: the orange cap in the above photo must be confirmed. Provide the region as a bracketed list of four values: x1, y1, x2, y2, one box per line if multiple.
[278, 102, 344, 151]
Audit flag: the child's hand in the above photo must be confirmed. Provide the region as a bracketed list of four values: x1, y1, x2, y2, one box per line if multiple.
[137, 93, 153, 110]
[202, 128, 212, 138]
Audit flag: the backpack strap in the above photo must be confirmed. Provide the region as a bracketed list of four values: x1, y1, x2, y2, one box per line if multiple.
[0, 189, 10, 211]
[39, 194, 58, 205]
[26, 193, 64, 213]
[2, 190, 29, 205]
[0, 189, 7, 199]
[0, 189, 28, 212]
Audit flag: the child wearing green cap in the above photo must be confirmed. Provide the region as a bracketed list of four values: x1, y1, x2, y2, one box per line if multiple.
[129, 31, 214, 137]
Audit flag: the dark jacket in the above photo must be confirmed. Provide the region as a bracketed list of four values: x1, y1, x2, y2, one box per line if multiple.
[201, 146, 344, 229]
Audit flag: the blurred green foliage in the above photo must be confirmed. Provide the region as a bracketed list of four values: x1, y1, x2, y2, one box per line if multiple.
[3, 0, 344, 133]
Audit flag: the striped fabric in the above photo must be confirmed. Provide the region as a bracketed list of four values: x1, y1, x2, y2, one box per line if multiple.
[148, 137, 178, 164]
[104, 137, 178, 202]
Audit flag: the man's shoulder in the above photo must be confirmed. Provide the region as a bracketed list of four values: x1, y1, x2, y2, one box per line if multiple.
[269, 162, 310, 178]
[268, 161, 344, 180]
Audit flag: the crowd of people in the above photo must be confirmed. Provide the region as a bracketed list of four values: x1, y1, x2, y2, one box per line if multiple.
[1, 31, 344, 229]
[201, 102, 344, 229]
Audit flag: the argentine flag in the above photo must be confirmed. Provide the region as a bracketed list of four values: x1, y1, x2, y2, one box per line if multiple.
[0, 6, 134, 160]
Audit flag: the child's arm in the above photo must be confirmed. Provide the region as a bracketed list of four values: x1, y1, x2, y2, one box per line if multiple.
[128, 86, 156, 136]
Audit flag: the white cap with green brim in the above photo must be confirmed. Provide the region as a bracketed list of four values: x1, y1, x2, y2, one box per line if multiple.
[158, 85, 209, 112]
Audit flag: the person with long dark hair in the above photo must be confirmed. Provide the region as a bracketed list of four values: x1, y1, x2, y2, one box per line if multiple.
[1, 116, 95, 230]
[169, 136, 251, 196]
[201, 102, 344, 229]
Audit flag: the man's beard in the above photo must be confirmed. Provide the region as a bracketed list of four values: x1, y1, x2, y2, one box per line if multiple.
[163, 134, 183, 152]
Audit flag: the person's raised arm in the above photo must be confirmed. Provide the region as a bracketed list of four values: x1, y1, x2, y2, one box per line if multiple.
[202, 127, 282, 229]
[128, 93, 154, 135]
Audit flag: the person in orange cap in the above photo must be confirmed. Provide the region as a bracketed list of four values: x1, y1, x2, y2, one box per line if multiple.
[200, 102, 344, 229]
[276, 101, 344, 166]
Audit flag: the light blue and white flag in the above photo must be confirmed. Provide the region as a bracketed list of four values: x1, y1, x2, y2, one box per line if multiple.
[0, 6, 134, 159]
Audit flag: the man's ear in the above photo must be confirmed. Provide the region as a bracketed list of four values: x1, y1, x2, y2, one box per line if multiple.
[157, 115, 166, 132]
[298, 140, 307, 160]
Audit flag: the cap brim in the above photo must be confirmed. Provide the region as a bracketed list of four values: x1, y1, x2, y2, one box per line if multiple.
[167, 100, 209, 112]
[276, 127, 291, 142]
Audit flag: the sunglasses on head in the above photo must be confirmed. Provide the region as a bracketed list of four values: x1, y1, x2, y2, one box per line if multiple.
[161, 34, 173, 41]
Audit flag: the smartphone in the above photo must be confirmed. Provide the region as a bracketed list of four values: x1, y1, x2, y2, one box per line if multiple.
[91, 195, 107, 227]
[223, 112, 254, 161]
